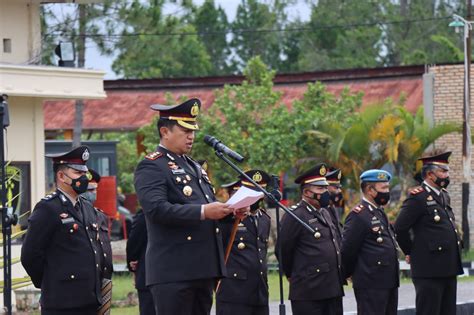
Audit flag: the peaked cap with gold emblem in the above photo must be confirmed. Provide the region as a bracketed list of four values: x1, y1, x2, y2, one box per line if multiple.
[326, 168, 342, 185]
[239, 169, 271, 189]
[418, 151, 451, 171]
[151, 98, 201, 130]
[46, 145, 90, 172]
[295, 163, 329, 186]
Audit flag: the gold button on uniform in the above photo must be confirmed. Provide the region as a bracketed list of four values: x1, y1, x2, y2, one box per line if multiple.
[216, 228, 219, 234]
[377, 261, 381, 265]
[438, 246, 442, 251]
[233, 273, 237, 277]
[70, 275, 75, 279]
[187, 236, 192, 241]
[238, 242, 245, 250]
[316, 269, 320, 273]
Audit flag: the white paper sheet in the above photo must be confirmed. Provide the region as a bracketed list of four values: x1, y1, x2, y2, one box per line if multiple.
[225, 185, 264, 209]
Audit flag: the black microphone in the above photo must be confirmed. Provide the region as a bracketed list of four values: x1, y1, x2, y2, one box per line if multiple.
[269, 174, 283, 201]
[203, 135, 245, 162]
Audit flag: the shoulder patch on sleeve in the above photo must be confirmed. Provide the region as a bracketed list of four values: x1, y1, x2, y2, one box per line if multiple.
[352, 204, 365, 213]
[410, 186, 424, 195]
[42, 191, 58, 201]
[145, 151, 163, 160]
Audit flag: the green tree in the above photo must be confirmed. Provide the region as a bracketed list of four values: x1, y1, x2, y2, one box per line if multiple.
[109, 1, 212, 78]
[192, 0, 231, 75]
[383, 0, 465, 65]
[230, 0, 290, 71]
[296, 0, 386, 71]
[307, 100, 460, 191]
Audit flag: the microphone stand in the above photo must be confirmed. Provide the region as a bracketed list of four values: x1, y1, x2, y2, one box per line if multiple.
[213, 151, 316, 315]
[1, 94, 15, 315]
[269, 175, 286, 315]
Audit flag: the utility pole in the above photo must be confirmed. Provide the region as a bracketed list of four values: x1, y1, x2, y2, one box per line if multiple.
[462, 0, 472, 251]
[73, 4, 86, 148]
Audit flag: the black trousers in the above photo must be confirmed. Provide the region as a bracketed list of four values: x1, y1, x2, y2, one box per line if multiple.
[290, 297, 343, 315]
[216, 301, 269, 315]
[354, 287, 398, 315]
[138, 289, 156, 315]
[412, 277, 457, 315]
[149, 279, 214, 315]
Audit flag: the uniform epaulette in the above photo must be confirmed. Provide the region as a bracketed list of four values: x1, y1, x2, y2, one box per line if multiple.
[145, 151, 163, 160]
[410, 186, 424, 195]
[352, 204, 365, 213]
[290, 204, 298, 211]
[42, 191, 58, 201]
[95, 207, 105, 214]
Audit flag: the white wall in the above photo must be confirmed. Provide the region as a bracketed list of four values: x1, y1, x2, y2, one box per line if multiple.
[6, 96, 45, 203]
[0, 1, 41, 64]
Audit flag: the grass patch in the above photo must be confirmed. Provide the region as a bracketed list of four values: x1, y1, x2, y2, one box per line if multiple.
[268, 271, 289, 301]
[462, 249, 474, 261]
[111, 306, 139, 314]
[112, 273, 135, 302]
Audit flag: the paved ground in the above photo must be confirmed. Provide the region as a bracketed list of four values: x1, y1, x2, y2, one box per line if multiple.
[264, 281, 474, 314]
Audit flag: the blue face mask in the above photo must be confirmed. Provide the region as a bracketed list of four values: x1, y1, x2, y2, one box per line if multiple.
[82, 191, 97, 203]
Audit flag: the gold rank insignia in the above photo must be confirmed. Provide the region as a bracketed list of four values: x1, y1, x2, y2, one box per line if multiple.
[252, 171, 263, 182]
[191, 103, 199, 116]
[176, 177, 182, 183]
[183, 185, 193, 196]
[185, 175, 191, 181]
[320, 165, 327, 176]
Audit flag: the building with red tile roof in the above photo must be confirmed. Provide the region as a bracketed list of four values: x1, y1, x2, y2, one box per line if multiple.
[44, 65, 425, 134]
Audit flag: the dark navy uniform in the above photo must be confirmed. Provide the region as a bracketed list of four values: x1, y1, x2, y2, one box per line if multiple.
[216, 170, 272, 315]
[326, 169, 344, 243]
[126, 210, 155, 315]
[278, 200, 344, 314]
[135, 97, 227, 315]
[217, 210, 271, 315]
[341, 199, 399, 315]
[21, 191, 104, 314]
[395, 183, 463, 315]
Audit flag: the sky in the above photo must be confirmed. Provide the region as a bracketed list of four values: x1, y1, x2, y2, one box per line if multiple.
[52, 0, 311, 79]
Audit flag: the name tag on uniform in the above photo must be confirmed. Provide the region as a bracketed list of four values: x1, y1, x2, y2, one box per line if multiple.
[371, 219, 381, 225]
[309, 218, 318, 224]
[61, 217, 75, 224]
[427, 201, 437, 206]
[237, 226, 247, 232]
[172, 169, 186, 175]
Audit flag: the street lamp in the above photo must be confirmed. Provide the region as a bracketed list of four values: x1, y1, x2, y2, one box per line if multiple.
[449, 13, 472, 250]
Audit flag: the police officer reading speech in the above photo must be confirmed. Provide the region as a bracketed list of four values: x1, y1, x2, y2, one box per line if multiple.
[341, 169, 399, 315]
[278, 163, 344, 315]
[216, 170, 272, 315]
[395, 152, 463, 315]
[134, 98, 247, 315]
[21, 146, 107, 315]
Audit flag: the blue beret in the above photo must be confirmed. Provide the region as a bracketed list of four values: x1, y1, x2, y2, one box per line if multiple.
[360, 169, 392, 182]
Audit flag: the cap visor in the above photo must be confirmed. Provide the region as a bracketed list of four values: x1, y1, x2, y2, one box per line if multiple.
[68, 164, 88, 172]
[177, 120, 199, 130]
[307, 180, 329, 186]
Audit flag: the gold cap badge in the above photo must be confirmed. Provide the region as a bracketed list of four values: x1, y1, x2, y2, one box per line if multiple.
[319, 165, 327, 176]
[191, 103, 199, 116]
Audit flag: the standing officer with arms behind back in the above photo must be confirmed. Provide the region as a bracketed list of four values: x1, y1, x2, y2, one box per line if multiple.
[21, 146, 105, 315]
[134, 98, 247, 315]
[341, 169, 399, 315]
[395, 152, 463, 315]
[278, 163, 344, 315]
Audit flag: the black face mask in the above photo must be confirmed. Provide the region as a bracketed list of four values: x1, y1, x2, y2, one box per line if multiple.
[330, 192, 344, 207]
[434, 176, 450, 188]
[65, 174, 89, 194]
[374, 190, 390, 206]
[250, 202, 260, 212]
[308, 191, 331, 208]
